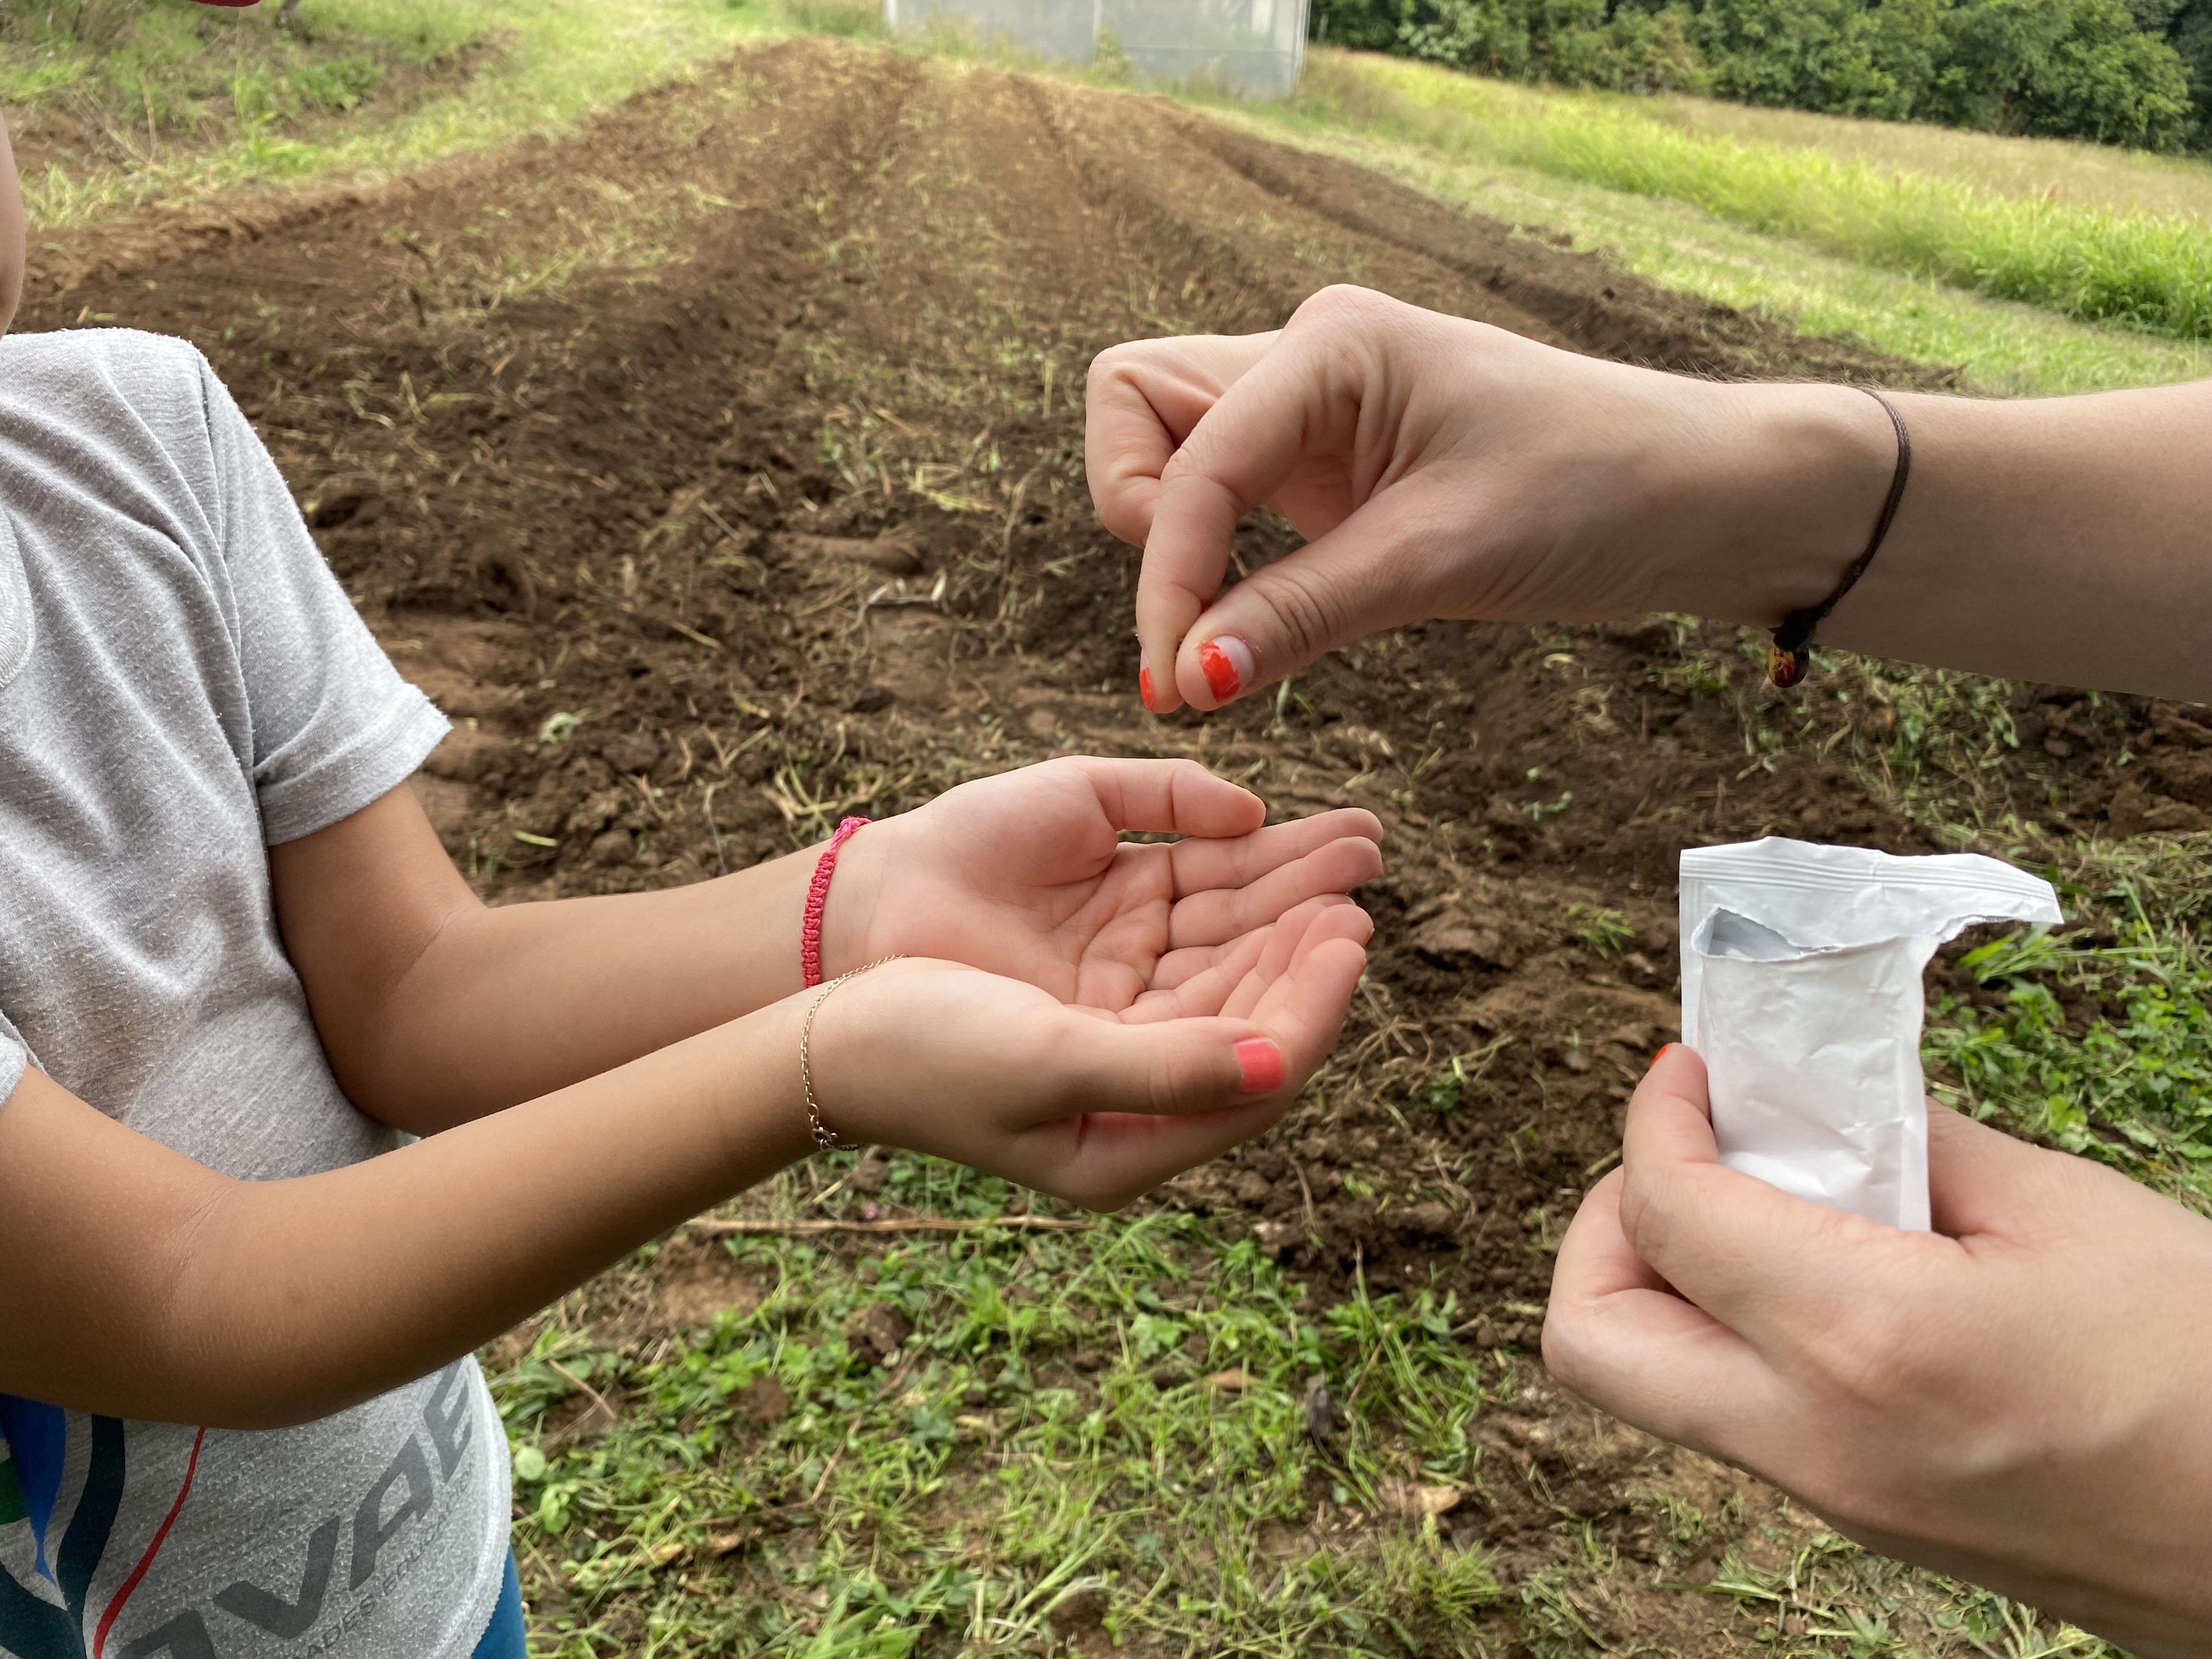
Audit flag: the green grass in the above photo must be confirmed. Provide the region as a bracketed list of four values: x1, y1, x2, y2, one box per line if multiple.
[1928, 842, 2212, 1212]
[0, 0, 475, 125]
[1632, 93, 2212, 221]
[494, 1159, 2132, 1657]
[496, 1176, 1512, 1657]
[1258, 50, 2212, 344]
[5, 0, 794, 225]
[870, 22, 2212, 390]
[1218, 100, 2212, 395]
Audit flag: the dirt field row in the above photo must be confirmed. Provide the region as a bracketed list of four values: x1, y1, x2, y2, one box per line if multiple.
[23, 35, 2169, 1649]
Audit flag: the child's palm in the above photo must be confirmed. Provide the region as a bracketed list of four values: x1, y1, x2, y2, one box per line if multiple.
[817, 894, 1372, 1210]
[850, 756, 1381, 1008]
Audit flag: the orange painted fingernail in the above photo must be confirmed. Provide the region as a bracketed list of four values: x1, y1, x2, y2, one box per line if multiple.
[1234, 1037, 1285, 1094]
[1652, 1043, 1672, 1065]
[1198, 635, 1253, 703]
[1138, 652, 1157, 711]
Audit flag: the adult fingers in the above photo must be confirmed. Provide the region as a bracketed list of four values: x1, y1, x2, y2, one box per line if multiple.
[1165, 806, 1384, 896]
[1062, 756, 1266, 840]
[1166, 834, 1384, 949]
[1164, 484, 1462, 710]
[1616, 1046, 1922, 1355]
[1923, 1103, 2101, 1243]
[1134, 320, 1372, 712]
[1543, 1170, 1790, 1459]
[1086, 333, 1278, 550]
[1139, 287, 1453, 712]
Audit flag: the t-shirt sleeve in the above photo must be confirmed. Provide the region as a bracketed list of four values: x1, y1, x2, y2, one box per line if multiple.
[196, 360, 450, 845]
[0, 1030, 22, 1109]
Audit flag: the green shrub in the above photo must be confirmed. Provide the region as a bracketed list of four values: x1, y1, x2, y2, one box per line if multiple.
[1314, 0, 2206, 149]
[1932, 0, 2195, 145]
[1314, 0, 1424, 50]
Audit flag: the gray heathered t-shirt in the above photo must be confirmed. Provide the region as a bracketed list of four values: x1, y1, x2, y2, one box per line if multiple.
[0, 330, 509, 1658]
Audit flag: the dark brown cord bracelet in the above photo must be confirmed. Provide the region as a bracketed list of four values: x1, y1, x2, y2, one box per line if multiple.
[1767, 387, 1912, 689]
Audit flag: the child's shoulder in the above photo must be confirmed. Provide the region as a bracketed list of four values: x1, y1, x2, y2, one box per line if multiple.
[3, 325, 216, 415]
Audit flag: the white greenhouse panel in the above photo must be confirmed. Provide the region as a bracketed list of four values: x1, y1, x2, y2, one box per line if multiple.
[884, 0, 1310, 98]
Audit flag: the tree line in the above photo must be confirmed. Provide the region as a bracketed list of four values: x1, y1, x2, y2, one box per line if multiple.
[1311, 0, 2212, 150]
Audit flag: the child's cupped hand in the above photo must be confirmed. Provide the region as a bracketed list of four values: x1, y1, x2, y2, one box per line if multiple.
[805, 893, 1370, 1210]
[824, 754, 1383, 1013]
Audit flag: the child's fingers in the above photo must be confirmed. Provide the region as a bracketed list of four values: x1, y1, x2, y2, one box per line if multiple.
[1060, 755, 1265, 839]
[1146, 895, 1368, 1014]
[1031, 907, 1364, 1121]
[1165, 808, 1383, 895]
[1166, 835, 1383, 949]
[1024, 1011, 1287, 1124]
[1031, 1098, 1295, 1211]
[1130, 926, 1278, 1016]
[1220, 899, 1370, 1025]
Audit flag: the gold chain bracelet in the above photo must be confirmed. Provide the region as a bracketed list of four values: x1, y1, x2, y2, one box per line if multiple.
[800, 953, 904, 1152]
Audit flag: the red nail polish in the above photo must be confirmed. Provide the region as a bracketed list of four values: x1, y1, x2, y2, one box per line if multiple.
[1234, 1037, 1285, 1094]
[1198, 636, 1252, 703]
[1139, 663, 1156, 710]
[1652, 1043, 1673, 1066]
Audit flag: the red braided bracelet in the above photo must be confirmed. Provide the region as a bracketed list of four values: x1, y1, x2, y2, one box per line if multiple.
[801, 815, 871, 988]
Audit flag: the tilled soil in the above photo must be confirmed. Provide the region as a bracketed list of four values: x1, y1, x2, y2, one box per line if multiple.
[27, 24, 2166, 1346]
[20, 33, 2183, 1641]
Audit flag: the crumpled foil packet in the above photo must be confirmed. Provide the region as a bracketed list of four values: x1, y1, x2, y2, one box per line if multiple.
[1678, 838, 2061, 1230]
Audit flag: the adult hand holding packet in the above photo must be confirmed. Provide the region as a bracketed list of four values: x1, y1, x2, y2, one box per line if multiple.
[1678, 838, 2061, 1231]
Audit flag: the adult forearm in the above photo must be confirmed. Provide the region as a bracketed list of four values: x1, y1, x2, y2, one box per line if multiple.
[14, 1005, 811, 1429]
[1668, 379, 2212, 699]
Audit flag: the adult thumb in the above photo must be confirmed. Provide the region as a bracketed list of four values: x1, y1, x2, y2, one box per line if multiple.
[1166, 495, 1437, 710]
[1135, 320, 1407, 712]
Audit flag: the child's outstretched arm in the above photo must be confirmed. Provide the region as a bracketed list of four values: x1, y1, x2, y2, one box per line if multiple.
[0, 897, 1367, 1430]
[274, 755, 1379, 1135]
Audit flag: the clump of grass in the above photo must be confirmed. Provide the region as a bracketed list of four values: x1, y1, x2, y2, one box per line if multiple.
[1926, 838, 2212, 1210]
[1291, 51, 2212, 341]
[495, 1195, 1506, 1657]
[491, 1142, 2121, 1655]
[1212, 91, 2212, 394]
[1638, 91, 2212, 222]
[772, 0, 883, 40]
[8, 0, 784, 226]
[0, 0, 482, 139]
[1568, 902, 1635, 957]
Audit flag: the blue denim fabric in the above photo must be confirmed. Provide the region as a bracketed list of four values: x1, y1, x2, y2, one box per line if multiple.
[470, 1551, 527, 1658]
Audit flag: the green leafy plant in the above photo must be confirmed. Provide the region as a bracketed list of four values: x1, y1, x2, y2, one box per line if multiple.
[1568, 902, 1635, 956]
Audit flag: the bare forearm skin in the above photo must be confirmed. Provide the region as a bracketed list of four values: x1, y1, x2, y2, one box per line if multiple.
[1666, 379, 2212, 701]
[358, 853, 821, 1130]
[2, 1003, 811, 1429]
[273, 789, 889, 1137]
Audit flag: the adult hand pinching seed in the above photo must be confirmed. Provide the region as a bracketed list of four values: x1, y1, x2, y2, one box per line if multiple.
[1091, 282, 2212, 1656]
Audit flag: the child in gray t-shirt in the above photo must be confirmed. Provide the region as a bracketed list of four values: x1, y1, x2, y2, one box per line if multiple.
[0, 91, 1380, 1659]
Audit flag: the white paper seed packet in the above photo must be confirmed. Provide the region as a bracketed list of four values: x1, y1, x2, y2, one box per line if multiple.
[1678, 838, 2061, 1231]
